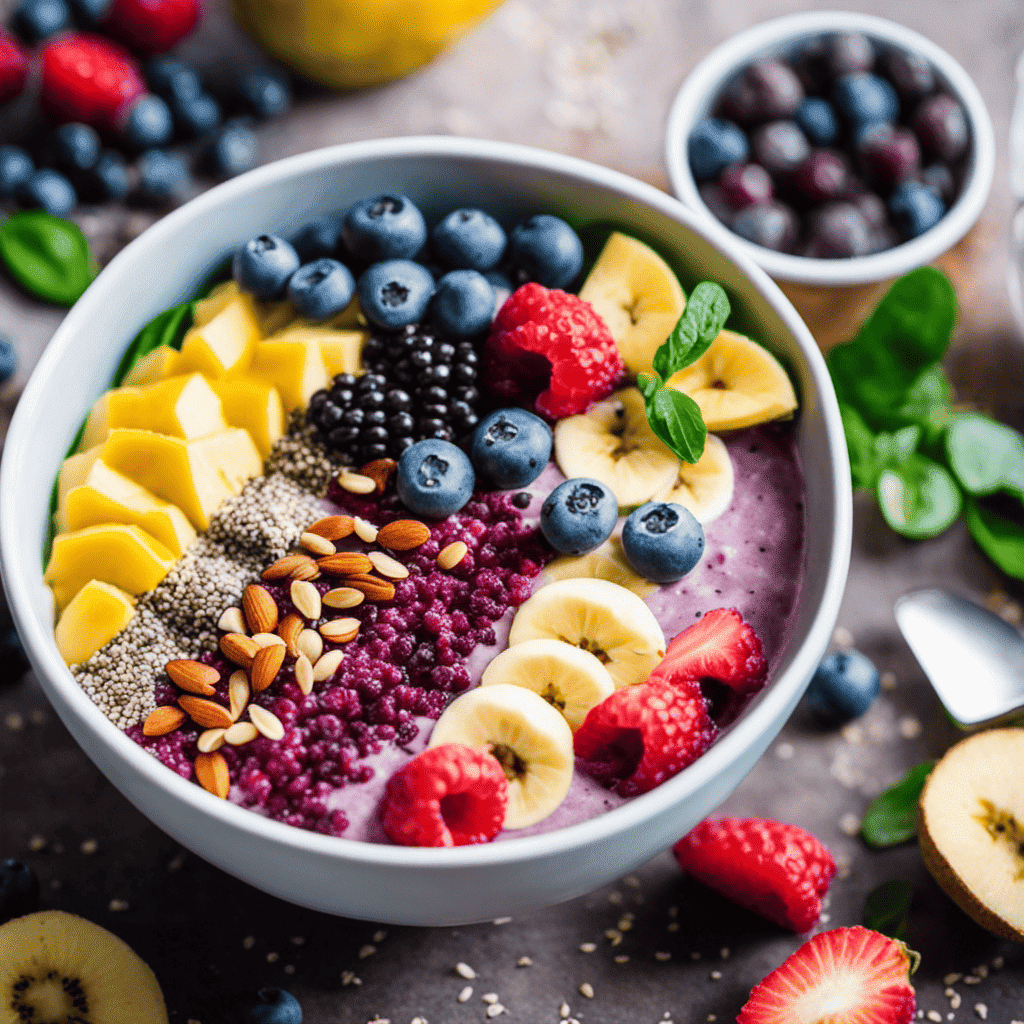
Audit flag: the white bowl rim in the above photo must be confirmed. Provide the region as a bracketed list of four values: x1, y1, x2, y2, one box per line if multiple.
[1, 135, 852, 870]
[665, 10, 996, 286]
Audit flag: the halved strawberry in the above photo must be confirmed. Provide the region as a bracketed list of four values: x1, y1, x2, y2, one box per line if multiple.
[737, 926, 918, 1024]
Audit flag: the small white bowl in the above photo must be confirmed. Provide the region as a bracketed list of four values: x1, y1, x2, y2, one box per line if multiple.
[666, 12, 995, 345]
[0, 137, 852, 925]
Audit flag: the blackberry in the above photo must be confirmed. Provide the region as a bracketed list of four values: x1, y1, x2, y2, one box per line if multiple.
[308, 324, 483, 461]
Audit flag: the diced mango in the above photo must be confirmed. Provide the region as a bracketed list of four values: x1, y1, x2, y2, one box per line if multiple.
[45, 524, 174, 611]
[175, 293, 261, 378]
[58, 445, 104, 511]
[192, 280, 240, 327]
[121, 346, 181, 387]
[191, 428, 263, 492]
[245, 332, 329, 411]
[55, 580, 136, 666]
[255, 298, 295, 337]
[80, 388, 139, 452]
[319, 329, 368, 378]
[209, 377, 285, 457]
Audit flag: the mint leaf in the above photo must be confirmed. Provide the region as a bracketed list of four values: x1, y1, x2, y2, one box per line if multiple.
[647, 386, 707, 464]
[864, 879, 915, 940]
[861, 761, 936, 848]
[111, 300, 194, 387]
[874, 425, 921, 469]
[946, 413, 1024, 497]
[636, 372, 662, 402]
[0, 210, 96, 305]
[965, 497, 1024, 580]
[877, 454, 962, 539]
[840, 403, 880, 491]
[652, 281, 730, 379]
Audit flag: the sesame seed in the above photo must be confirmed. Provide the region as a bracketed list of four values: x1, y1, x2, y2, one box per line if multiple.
[608, 891, 623, 904]
[963, 976, 981, 985]
[243, 936, 255, 950]
[666, 921, 680, 932]
[951, 994, 962, 1009]
[493, 916, 513, 925]
[775, 742, 794, 759]
[992, 956, 1004, 969]
[710, 970, 722, 980]
[108, 898, 130, 912]
[457, 987, 473, 1003]
[833, 626, 853, 647]
[482, 993, 499, 1004]
[654, 951, 671, 961]
[486, 1005, 505, 1018]
[341, 970, 361, 986]
[974, 1004, 987, 1020]
[928, 1013, 943, 1022]
[839, 813, 862, 835]
[559, 1003, 570, 1018]
[27, 835, 47, 852]
[579, 983, 594, 999]
[880, 670, 897, 689]
[720, 947, 731, 959]
[455, 962, 476, 979]
[266, 952, 279, 963]
[614, 955, 629, 964]
[373, 929, 387, 943]
[579, 942, 597, 953]
[80, 839, 98, 855]
[944, 974, 962, 986]
[358, 944, 377, 959]
[517, 956, 532, 967]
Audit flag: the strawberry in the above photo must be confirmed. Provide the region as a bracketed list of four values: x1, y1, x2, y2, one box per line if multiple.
[39, 32, 145, 129]
[0, 30, 29, 104]
[101, 0, 201, 56]
[483, 282, 626, 420]
[573, 674, 716, 796]
[673, 817, 836, 932]
[737, 926, 918, 1024]
[380, 743, 508, 847]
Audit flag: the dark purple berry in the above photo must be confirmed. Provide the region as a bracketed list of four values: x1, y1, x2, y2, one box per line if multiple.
[914, 93, 969, 162]
[719, 162, 774, 210]
[731, 201, 798, 253]
[920, 162, 956, 204]
[794, 150, 851, 204]
[751, 120, 809, 176]
[857, 123, 920, 191]
[719, 58, 803, 123]
[846, 188, 889, 231]
[881, 46, 935, 101]
[698, 182, 734, 226]
[826, 32, 876, 76]
[802, 203, 872, 258]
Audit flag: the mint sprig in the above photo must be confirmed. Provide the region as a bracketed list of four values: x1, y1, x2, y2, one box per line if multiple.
[641, 281, 730, 465]
[861, 760, 935, 849]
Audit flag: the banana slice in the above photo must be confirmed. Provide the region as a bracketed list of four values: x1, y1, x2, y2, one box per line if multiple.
[508, 577, 666, 689]
[579, 231, 687, 377]
[481, 637, 616, 732]
[665, 329, 798, 431]
[656, 433, 734, 524]
[545, 536, 659, 599]
[429, 683, 575, 829]
[554, 387, 680, 509]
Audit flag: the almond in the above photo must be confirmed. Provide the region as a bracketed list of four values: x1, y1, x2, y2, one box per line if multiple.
[359, 457, 398, 494]
[306, 514, 355, 541]
[166, 659, 219, 696]
[224, 721, 259, 746]
[318, 552, 373, 576]
[251, 632, 286, 649]
[262, 553, 315, 581]
[228, 670, 250, 721]
[289, 560, 321, 582]
[220, 632, 258, 670]
[296, 628, 323, 664]
[353, 516, 378, 543]
[343, 574, 396, 602]
[194, 751, 230, 799]
[217, 606, 247, 634]
[319, 617, 360, 642]
[367, 550, 410, 580]
[197, 728, 226, 753]
[290, 578, 322, 621]
[277, 613, 304, 657]
[337, 471, 376, 495]
[243, 583, 279, 634]
[312, 649, 345, 682]
[323, 586, 365, 610]
[438, 540, 469, 571]
[295, 653, 314, 696]
[251, 642, 286, 693]
[143, 706, 186, 737]
[249, 704, 285, 741]
[178, 695, 234, 730]
[300, 531, 336, 556]
[377, 518, 431, 551]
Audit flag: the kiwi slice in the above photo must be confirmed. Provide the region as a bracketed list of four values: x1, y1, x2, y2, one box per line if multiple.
[0, 910, 169, 1023]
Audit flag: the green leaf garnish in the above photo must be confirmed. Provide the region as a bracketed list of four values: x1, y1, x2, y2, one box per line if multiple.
[0, 211, 96, 305]
[111, 300, 194, 388]
[876, 454, 962, 539]
[863, 879, 915, 940]
[861, 761, 936, 848]
[965, 498, 1024, 580]
[840, 403, 879, 491]
[647, 387, 707, 465]
[945, 413, 1024, 497]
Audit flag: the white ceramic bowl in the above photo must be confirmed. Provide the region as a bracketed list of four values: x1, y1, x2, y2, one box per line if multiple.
[0, 137, 851, 925]
[665, 12, 995, 345]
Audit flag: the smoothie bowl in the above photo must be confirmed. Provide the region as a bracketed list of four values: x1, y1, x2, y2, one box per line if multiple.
[0, 137, 851, 924]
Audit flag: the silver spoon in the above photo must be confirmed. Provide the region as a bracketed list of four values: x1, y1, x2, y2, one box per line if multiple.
[894, 588, 1024, 727]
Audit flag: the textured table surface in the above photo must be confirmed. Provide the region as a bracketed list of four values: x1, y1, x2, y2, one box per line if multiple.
[2, 1, 1024, 1021]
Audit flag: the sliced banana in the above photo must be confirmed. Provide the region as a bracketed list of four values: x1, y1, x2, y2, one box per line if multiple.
[429, 683, 574, 829]
[656, 433, 734, 524]
[665, 329, 798, 431]
[481, 638, 616, 732]
[508, 577, 666, 689]
[545, 536, 659, 599]
[554, 387, 680, 509]
[579, 231, 687, 377]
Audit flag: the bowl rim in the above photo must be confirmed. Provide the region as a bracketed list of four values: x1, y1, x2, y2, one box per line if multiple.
[1, 135, 852, 869]
[664, 10, 996, 286]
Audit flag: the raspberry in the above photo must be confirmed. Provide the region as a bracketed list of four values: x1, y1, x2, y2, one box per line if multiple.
[484, 283, 626, 419]
[101, 0, 201, 56]
[574, 675, 717, 796]
[0, 30, 29, 104]
[381, 743, 508, 847]
[674, 817, 836, 933]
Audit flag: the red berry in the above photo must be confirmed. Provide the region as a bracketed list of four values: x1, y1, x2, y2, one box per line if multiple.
[101, 0, 201, 56]
[39, 32, 145, 129]
[737, 926, 917, 1024]
[483, 282, 626, 420]
[673, 817, 836, 932]
[0, 30, 29, 104]
[573, 675, 716, 796]
[380, 743, 508, 847]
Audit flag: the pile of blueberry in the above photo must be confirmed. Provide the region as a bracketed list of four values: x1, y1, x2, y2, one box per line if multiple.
[688, 31, 970, 258]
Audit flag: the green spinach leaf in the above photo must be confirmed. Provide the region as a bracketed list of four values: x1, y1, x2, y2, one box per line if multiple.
[965, 497, 1024, 580]
[841, 403, 879, 490]
[946, 413, 1024, 497]
[863, 879, 915, 940]
[876, 454, 962, 539]
[0, 211, 96, 305]
[861, 761, 936, 848]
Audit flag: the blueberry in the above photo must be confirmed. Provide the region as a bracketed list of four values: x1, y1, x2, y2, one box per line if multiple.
[825, 31, 876, 76]
[207, 120, 259, 178]
[45, 123, 101, 173]
[120, 95, 174, 152]
[145, 57, 203, 103]
[432, 208, 507, 271]
[11, 0, 69, 43]
[881, 46, 935, 102]
[750, 120, 809, 176]
[16, 169, 76, 215]
[540, 478, 617, 555]
[793, 150, 851, 204]
[719, 58, 803, 123]
[431, 269, 495, 336]
[621, 501, 704, 583]
[688, 117, 748, 181]
[471, 408, 552, 489]
[485, 270, 513, 310]
[719, 163, 773, 211]
[0, 860, 39, 924]
[805, 649, 879, 723]
[291, 216, 344, 261]
[135, 148, 190, 205]
[507, 214, 583, 289]
[795, 97, 839, 146]
[396, 438, 475, 518]
[802, 203, 872, 259]
[0, 337, 18, 385]
[914, 93, 969, 162]
[0, 146, 34, 200]
[233, 234, 300, 300]
[833, 73, 899, 127]
[731, 201, 798, 253]
[287, 259, 355, 320]
[888, 180, 945, 239]
[857, 123, 920, 191]
[921, 162, 957, 204]
[343, 194, 427, 262]
[173, 92, 222, 138]
[237, 69, 292, 120]
[231, 987, 303, 1024]
[357, 259, 435, 329]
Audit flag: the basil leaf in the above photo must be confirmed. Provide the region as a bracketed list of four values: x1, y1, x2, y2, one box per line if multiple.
[0, 211, 95, 305]
[863, 879, 915, 940]
[893, 365, 952, 424]
[647, 386, 707, 464]
[840, 402, 880, 491]
[652, 281, 730, 379]
[111, 300, 194, 387]
[636, 372, 662, 402]
[873, 425, 921, 469]
[946, 413, 1024, 497]
[876, 454, 962, 539]
[965, 497, 1024, 580]
[861, 761, 936, 848]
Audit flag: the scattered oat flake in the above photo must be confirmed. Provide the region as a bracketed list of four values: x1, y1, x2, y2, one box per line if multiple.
[974, 1004, 987, 1020]
[358, 944, 377, 959]
[579, 983, 594, 999]
[690, 951, 702, 961]
[108, 899, 129, 912]
[820, 913, 831, 924]
[27, 835, 46, 852]
[972, 964, 988, 978]
[833, 626, 853, 647]
[928, 1012, 943, 1022]
[608, 891, 623, 904]
[493, 916, 513, 925]
[605, 928, 622, 941]
[411, 1018, 427, 1024]
[517, 956, 532, 967]
[899, 716, 923, 739]
[29, 709, 45, 725]
[5, 712, 24, 730]
[457, 987, 472, 1003]
[167, 851, 186, 872]
[341, 970, 361, 986]
[720, 947, 731, 959]
[243, 936, 255, 950]
[284, 965, 295, 975]
[654, 951, 671, 961]
[580, 942, 597, 953]
[839, 812, 862, 835]
[486, 1004, 505, 1018]
[943, 973, 962, 986]
[614, 954, 629, 964]
[373, 929, 388, 943]
[667, 921, 680, 932]
[267, 952, 279, 963]
[668, 905, 678, 918]
[708, 1017, 717, 1023]
[290, 936, 305, 946]
[951, 994, 962, 1010]
[80, 839, 98, 855]
[560, 1003, 571, 1018]
[624, 875, 641, 888]
[775, 742, 794, 759]
[963, 976, 981, 985]
[710, 970, 722, 980]
[880, 670, 897, 690]
[992, 956, 1004, 969]
[482, 994, 499, 1004]
[456, 962, 476, 979]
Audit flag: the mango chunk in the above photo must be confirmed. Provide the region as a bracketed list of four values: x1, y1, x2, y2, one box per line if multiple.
[55, 580, 136, 666]
[45, 524, 174, 611]
[209, 377, 285, 457]
[191, 428, 264, 492]
[60, 460, 196, 557]
[319, 329, 368, 378]
[245, 332, 329, 411]
[175, 293, 261, 378]
[256, 298, 295, 337]
[80, 388, 139, 452]
[192, 280, 240, 327]
[121, 346, 181, 387]
[58, 445, 104, 511]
